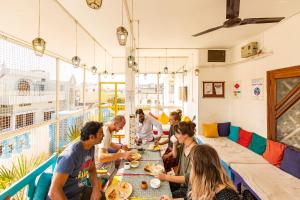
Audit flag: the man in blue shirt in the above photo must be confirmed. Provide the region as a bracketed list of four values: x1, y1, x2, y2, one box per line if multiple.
[48, 121, 105, 200]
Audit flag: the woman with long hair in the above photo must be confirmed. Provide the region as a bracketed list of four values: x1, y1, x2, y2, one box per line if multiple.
[155, 110, 182, 172]
[161, 144, 240, 200]
[155, 121, 198, 199]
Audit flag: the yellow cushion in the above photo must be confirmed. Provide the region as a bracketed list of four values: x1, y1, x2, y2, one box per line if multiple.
[158, 112, 169, 124]
[181, 115, 191, 122]
[202, 123, 219, 138]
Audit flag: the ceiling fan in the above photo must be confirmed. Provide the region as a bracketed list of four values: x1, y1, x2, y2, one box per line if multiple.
[192, 0, 285, 37]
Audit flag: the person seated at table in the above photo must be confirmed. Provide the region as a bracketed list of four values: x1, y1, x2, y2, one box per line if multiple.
[160, 144, 240, 200]
[48, 121, 105, 200]
[155, 110, 181, 172]
[155, 121, 198, 199]
[135, 108, 163, 143]
[95, 115, 131, 170]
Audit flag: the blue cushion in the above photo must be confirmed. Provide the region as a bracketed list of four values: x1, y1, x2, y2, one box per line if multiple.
[33, 172, 53, 200]
[228, 126, 240, 142]
[280, 147, 300, 179]
[248, 133, 266, 155]
[217, 122, 231, 137]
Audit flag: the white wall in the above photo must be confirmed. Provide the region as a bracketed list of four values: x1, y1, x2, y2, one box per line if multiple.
[198, 13, 300, 137]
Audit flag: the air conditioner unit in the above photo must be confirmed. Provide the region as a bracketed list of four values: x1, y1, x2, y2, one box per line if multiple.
[241, 42, 258, 58]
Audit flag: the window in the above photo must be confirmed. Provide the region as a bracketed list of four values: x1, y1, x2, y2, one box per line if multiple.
[15, 113, 34, 129]
[44, 111, 54, 121]
[0, 116, 11, 130]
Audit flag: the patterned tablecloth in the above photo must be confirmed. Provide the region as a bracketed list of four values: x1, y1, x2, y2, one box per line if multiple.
[112, 142, 172, 199]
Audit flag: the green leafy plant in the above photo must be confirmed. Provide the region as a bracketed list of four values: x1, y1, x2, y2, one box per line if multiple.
[67, 124, 81, 142]
[0, 153, 47, 199]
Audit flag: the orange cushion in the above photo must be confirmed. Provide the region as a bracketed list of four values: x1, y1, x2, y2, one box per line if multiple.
[263, 140, 286, 167]
[202, 123, 219, 138]
[237, 128, 253, 147]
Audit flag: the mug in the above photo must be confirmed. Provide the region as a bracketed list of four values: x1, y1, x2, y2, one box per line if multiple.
[124, 162, 131, 170]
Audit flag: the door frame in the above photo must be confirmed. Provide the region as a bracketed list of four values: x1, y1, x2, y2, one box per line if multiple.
[267, 65, 300, 140]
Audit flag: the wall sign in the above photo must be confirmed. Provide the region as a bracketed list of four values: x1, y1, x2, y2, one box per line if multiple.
[233, 81, 241, 98]
[252, 78, 264, 100]
[203, 82, 225, 98]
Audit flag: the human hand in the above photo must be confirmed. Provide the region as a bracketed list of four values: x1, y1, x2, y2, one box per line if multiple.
[154, 140, 160, 146]
[121, 144, 130, 151]
[123, 151, 132, 160]
[90, 187, 101, 200]
[154, 173, 167, 181]
[160, 195, 172, 200]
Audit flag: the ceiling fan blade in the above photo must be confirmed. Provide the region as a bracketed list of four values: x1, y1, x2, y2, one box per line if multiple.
[192, 26, 224, 37]
[240, 17, 285, 25]
[226, 0, 240, 19]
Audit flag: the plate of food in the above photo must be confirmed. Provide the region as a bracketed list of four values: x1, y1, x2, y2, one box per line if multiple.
[129, 152, 142, 161]
[130, 160, 140, 168]
[144, 163, 165, 174]
[148, 144, 161, 151]
[105, 181, 133, 200]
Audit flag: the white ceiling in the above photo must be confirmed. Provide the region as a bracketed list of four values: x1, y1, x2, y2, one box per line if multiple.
[58, 0, 300, 56]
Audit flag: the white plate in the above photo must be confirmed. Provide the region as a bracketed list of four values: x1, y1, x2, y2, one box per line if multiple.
[150, 178, 161, 189]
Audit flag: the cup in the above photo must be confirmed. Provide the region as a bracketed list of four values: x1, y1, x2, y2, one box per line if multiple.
[142, 139, 147, 145]
[124, 162, 131, 170]
[170, 135, 177, 143]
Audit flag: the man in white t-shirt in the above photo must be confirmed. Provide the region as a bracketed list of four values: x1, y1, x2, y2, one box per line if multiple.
[136, 109, 163, 142]
[96, 115, 131, 165]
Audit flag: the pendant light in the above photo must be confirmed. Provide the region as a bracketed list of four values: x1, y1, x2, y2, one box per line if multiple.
[127, 55, 135, 68]
[86, 0, 102, 9]
[183, 69, 188, 76]
[116, 0, 128, 46]
[195, 68, 199, 76]
[104, 50, 108, 78]
[72, 20, 81, 67]
[91, 39, 97, 74]
[171, 72, 176, 79]
[164, 49, 168, 73]
[32, 0, 46, 56]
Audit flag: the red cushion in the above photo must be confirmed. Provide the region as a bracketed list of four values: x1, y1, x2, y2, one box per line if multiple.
[263, 140, 286, 167]
[237, 128, 253, 147]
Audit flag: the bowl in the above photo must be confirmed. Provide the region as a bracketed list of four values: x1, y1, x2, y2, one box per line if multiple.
[137, 147, 145, 154]
[124, 162, 131, 170]
[150, 178, 161, 189]
[130, 160, 140, 168]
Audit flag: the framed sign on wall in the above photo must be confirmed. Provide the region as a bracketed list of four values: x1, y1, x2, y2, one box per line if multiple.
[203, 81, 225, 98]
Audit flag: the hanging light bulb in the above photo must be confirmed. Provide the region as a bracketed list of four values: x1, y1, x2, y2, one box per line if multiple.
[164, 67, 168, 74]
[104, 70, 108, 78]
[72, 21, 81, 67]
[86, 0, 102, 9]
[128, 55, 135, 68]
[133, 61, 138, 70]
[183, 69, 188, 76]
[171, 72, 176, 79]
[111, 73, 115, 79]
[144, 73, 147, 80]
[32, 0, 46, 56]
[195, 68, 199, 76]
[91, 66, 97, 74]
[116, 0, 128, 46]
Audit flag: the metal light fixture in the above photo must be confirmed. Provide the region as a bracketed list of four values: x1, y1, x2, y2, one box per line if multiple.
[195, 68, 199, 76]
[91, 39, 97, 74]
[128, 55, 135, 68]
[133, 61, 138, 71]
[103, 70, 108, 78]
[171, 72, 176, 79]
[164, 67, 168, 74]
[111, 73, 115, 79]
[86, 0, 102, 9]
[72, 21, 81, 67]
[32, 0, 46, 56]
[91, 66, 97, 74]
[116, 0, 128, 46]
[183, 69, 188, 76]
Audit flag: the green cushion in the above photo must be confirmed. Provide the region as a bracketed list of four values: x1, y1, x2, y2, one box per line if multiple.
[228, 126, 240, 142]
[248, 133, 267, 155]
[33, 172, 53, 200]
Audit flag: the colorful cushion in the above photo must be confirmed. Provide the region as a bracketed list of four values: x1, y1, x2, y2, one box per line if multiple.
[217, 122, 231, 137]
[248, 133, 267, 155]
[202, 123, 219, 138]
[33, 172, 53, 200]
[263, 140, 286, 167]
[237, 129, 253, 147]
[228, 126, 240, 142]
[280, 147, 300, 179]
[158, 112, 169, 124]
